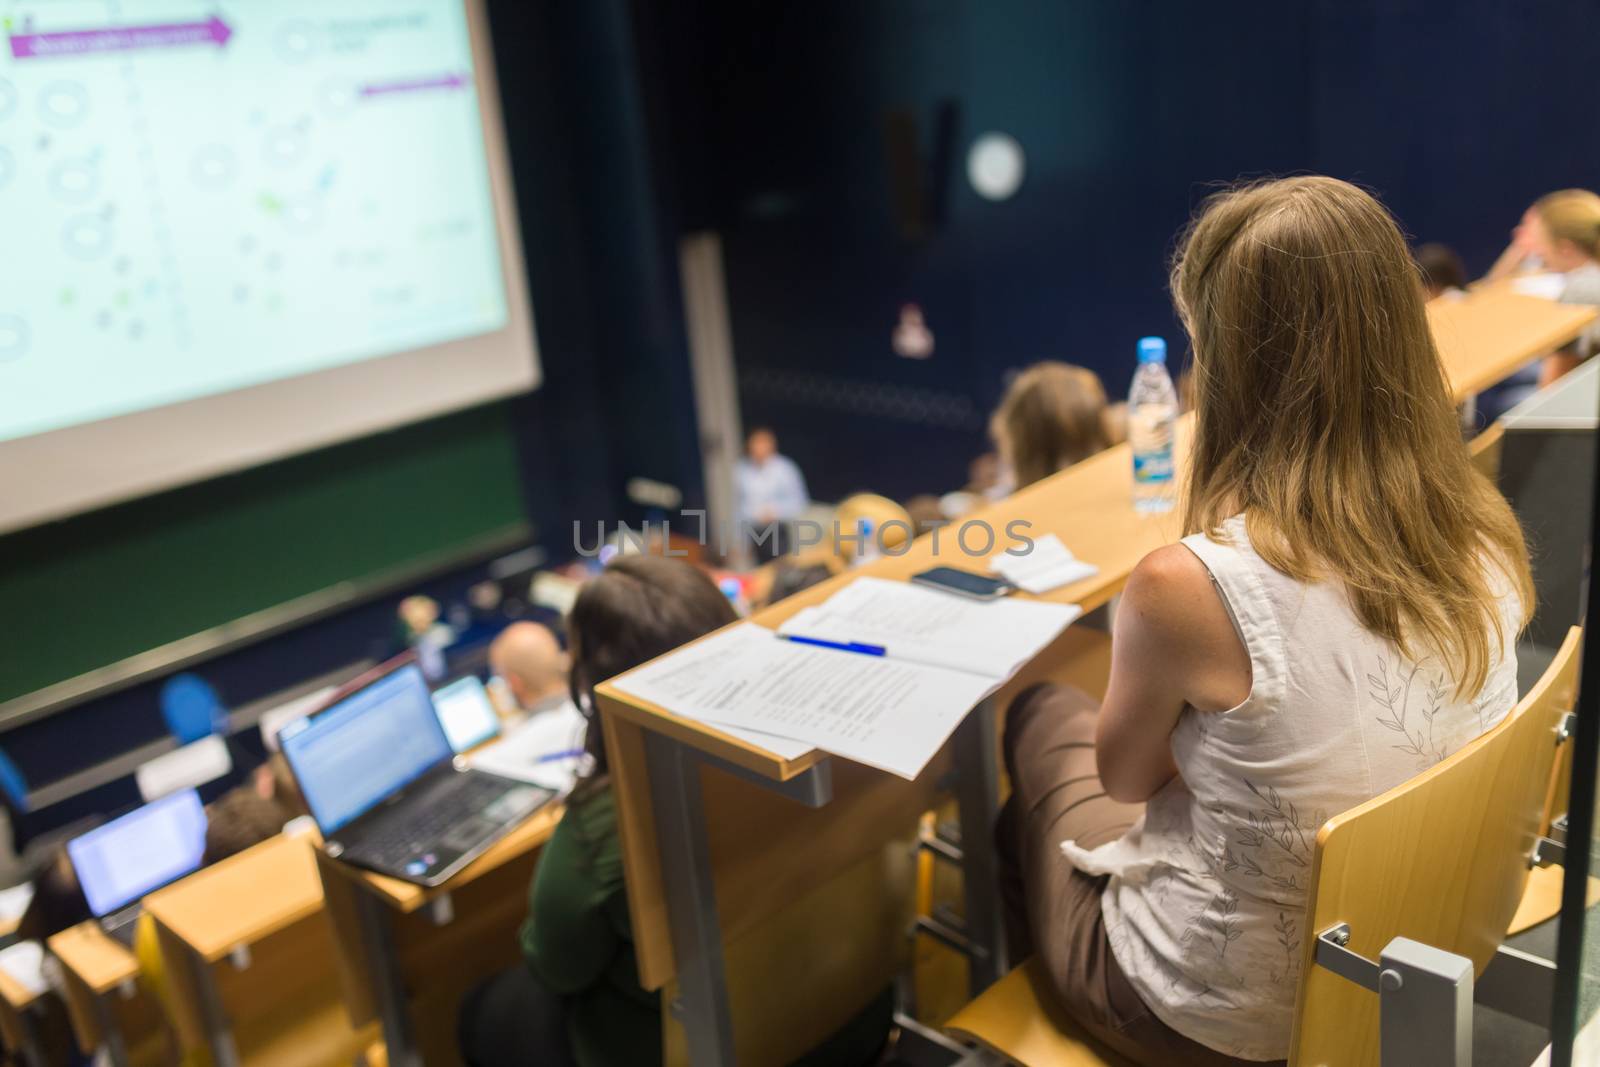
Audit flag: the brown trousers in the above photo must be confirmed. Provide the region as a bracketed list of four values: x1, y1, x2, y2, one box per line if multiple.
[995, 683, 1284, 1066]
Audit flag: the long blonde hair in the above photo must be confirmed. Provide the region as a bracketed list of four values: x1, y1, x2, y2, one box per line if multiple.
[1171, 176, 1532, 697]
[1534, 188, 1600, 260]
[991, 362, 1111, 488]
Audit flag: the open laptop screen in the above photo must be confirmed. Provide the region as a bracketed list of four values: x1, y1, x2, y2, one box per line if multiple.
[67, 789, 207, 917]
[280, 661, 454, 834]
[431, 675, 502, 753]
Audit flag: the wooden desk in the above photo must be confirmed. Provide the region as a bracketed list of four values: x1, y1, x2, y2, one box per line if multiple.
[1429, 286, 1598, 399]
[142, 832, 331, 1065]
[595, 289, 1598, 1066]
[0, 951, 45, 1067]
[596, 440, 1181, 1064]
[313, 802, 563, 1067]
[47, 922, 141, 1066]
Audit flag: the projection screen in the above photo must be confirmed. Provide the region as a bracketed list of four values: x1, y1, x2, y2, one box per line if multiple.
[0, 0, 539, 534]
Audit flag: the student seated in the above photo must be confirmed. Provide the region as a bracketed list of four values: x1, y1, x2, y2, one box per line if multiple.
[17, 845, 91, 943]
[200, 768, 295, 862]
[1481, 189, 1600, 388]
[488, 620, 573, 720]
[1415, 241, 1467, 299]
[459, 556, 738, 1067]
[19, 769, 293, 945]
[461, 557, 892, 1066]
[997, 176, 1531, 1065]
[990, 362, 1111, 491]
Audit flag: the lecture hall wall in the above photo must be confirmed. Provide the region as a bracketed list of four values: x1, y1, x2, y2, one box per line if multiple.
[634, 0, 1600, 504]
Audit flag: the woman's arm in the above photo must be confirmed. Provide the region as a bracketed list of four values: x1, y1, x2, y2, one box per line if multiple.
[1094, 544, 1251, 803]
[1482, 241, 1531, 284]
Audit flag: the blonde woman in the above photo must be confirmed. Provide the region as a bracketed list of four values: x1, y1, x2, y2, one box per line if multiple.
[990, 362, 1112, 490]
[996, 177, 1532, 1064]
[1527, 190, 1600, 384]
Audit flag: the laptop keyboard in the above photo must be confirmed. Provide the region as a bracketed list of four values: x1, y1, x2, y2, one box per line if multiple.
[357, 772, 515, 869]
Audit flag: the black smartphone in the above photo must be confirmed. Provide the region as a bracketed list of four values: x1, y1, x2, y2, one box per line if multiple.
[909, 566, 1012, 602]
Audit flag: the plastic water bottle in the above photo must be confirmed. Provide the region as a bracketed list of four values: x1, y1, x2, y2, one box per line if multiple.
[1129, 336, 1178, 514]
[854, 518, 880, 566]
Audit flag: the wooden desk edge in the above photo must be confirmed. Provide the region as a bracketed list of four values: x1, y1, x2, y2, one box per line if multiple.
[594, 570, 1125, 776]
[47, 924, 139, 994]
[146, 897, 324, 965]
[141, 834, 325, 962]
[1440, 294, 1598, 397]
[0, 966, 40, 1010]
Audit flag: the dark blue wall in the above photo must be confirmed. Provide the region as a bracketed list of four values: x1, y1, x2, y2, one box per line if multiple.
[645, 0, 1600, 503]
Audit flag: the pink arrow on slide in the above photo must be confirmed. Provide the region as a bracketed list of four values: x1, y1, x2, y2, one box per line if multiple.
[359, 73, 470, 98]
[9, 15, 232, 58]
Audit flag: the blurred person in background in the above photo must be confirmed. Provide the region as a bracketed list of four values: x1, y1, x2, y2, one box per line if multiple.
[1416, 242, 1468, 299]
[489, 621, 572, 720]
[990, 362, 1112, 491]
[1515, 190, 1600, 385]
[736, 427, 810, 562]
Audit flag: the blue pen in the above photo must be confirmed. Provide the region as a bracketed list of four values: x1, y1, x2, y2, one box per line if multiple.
[781, 634, 887, 657]
[534, 748, 585, 765]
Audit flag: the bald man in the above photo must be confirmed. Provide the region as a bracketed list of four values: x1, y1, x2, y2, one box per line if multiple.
[488, 622, 571, 717]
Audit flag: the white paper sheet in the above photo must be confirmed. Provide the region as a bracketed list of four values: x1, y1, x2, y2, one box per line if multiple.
[990, 533, 1100, 594]
[0, 941, 47, 997]
[1510, 273, 1567, 301]
[612, 623, 998, 779]
[471, 700, 590, 792]
[776, 576, 1081, 677]
[0, 882, 33, 925]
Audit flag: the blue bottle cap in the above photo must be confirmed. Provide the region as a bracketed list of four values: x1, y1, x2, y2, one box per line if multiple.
[1137, 336, 1167, 363]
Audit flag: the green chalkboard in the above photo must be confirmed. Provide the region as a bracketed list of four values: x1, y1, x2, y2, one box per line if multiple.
[0, 404, 527, 706]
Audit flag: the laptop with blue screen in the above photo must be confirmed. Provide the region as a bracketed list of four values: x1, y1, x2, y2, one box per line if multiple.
[279, 656, 551, 886]
[66, 788, 207, 945]
[430, 674, 502, 753]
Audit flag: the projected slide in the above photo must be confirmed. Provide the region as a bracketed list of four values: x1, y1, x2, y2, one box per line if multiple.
[0, 1, 510, 444]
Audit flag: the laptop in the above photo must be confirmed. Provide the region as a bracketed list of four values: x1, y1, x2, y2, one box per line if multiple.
[66, 788, 207, 946]
[431, 675, 502, 754]
[279, 657, 550, 886]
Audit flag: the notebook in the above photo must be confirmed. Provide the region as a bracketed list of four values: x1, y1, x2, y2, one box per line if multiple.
[612, 577, 1080, 779]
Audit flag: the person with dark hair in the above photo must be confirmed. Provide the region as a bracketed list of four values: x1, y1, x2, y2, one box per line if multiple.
[1415, 242, 1467, 299]
[203, 768, 294, 865]
[459, 556, 737, 1067]
[17, 846, 91, 944]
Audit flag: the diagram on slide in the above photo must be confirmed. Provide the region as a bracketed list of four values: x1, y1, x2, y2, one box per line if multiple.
[0, 1, 510, 444]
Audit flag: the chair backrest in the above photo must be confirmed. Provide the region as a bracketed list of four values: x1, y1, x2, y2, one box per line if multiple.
[1467, 422, 1505, 482]
[1289, 626, 1582, 1065]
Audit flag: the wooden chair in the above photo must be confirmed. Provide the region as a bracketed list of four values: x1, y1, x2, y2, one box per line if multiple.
[947, 626, 1582, 1066]
[1468, 422, 1505, 482]
[831, 494, 915, 563]
[1509, 629, 1591, 935]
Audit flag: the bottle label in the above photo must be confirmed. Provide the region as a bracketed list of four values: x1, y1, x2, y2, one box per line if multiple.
[1133, 450, 1174, 484]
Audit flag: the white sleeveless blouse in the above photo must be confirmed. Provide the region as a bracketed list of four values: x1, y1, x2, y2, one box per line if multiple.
[1061, 516, 1521, 1060]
